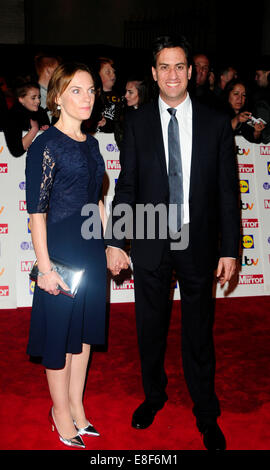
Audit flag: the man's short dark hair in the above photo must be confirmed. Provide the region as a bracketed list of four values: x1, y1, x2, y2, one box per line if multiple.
[152, 35, 192, 68]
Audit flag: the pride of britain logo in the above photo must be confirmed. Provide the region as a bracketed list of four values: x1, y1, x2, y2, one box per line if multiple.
[106, 143, 119, 152]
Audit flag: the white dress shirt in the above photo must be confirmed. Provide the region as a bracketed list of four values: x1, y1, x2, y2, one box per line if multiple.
[158, 93, 192, 224]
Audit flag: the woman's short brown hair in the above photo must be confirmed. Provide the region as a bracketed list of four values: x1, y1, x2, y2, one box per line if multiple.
[47, 62, 93, 118]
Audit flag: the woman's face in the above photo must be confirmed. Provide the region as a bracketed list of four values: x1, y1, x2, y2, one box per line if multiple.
[99, 63, 116, 91]
[57, 70, 95, 122]
[228, 84, 246, 113]
[19, 88, 40, 112]
[125, 81, 139, 107]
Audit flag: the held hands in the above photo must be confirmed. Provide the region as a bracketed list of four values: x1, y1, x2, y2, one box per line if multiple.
[106, 246, 130, 276]
[216, 257, 236, 287]
[37, 270, 69, 296]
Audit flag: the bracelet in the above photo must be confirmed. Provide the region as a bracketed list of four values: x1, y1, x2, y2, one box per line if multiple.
[37, 266, 56, 277]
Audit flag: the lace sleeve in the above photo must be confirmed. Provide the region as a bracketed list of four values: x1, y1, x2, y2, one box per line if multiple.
[36, 146, 56, 212]
[26, 141, 56, 214]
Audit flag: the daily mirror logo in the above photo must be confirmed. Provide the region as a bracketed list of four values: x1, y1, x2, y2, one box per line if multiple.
[0, 286, 9, 296]
[241, 219, 259, 228]
[238, 164, 254, 174]
[106, 160, 121, 170]
[239, 274, 264, 285]
[260, 146, 270, 155]
[0, 224, 8, 234]
[0, 163, 8, 173]
[21, 261, 34, 272]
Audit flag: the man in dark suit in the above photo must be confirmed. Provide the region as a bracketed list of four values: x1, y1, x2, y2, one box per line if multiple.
[105, 35, 239, 451]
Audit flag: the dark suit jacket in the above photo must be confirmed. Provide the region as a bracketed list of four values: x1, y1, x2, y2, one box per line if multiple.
[105, 97, 240, 273]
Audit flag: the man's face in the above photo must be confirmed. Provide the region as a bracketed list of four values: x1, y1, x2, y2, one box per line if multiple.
[255, 70, 270, 88]
[152, 47, 192, 106]
[194, 54, 209, 86]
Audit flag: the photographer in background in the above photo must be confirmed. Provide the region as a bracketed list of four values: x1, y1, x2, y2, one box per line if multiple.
[223, 78, 265, 143]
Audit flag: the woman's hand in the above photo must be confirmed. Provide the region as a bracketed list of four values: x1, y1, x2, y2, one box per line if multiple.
[231, 111, 251, 130]
[237, 111, 251, 123]
[37, 270, 70, 296]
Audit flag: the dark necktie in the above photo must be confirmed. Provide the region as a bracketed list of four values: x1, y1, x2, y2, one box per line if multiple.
[167, 107, 183, 233]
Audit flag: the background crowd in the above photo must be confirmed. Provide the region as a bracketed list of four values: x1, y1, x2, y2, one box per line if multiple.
[0, 48, 270, 157]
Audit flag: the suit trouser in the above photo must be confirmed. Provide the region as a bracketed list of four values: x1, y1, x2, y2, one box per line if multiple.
[132, 241, 220, 430]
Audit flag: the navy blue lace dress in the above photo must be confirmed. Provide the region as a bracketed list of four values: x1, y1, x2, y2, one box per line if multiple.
[25, 126, 106, 369]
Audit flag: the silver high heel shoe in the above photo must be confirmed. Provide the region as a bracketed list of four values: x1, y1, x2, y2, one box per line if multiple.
[74, 419, 100, 437]
[49, 408, 86, 449]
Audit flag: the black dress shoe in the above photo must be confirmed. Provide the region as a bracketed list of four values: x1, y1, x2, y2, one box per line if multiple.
[131, 401, 164, 429]
[201, 423, 226, 451]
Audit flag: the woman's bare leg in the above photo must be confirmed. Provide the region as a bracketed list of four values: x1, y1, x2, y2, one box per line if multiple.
[69, 343, 91, 428]
[46, 354, 77, 439]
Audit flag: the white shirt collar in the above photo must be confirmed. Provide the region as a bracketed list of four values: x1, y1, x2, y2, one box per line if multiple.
[158, 92, 191, 117]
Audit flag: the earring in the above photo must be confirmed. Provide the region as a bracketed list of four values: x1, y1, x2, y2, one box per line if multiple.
[57, 105, 61, 110]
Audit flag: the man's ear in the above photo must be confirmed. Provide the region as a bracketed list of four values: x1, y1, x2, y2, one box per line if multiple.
[152, 66, 157, 82]
[188, 65, 192, 81]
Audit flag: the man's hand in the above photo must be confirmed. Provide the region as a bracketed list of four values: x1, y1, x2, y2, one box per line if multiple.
[216, 257, 236, 287]
[106, 246, 130, 276]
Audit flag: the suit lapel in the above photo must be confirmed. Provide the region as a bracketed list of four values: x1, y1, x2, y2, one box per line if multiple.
[189, 99, 201, 202]
[149, 100, 168, 178]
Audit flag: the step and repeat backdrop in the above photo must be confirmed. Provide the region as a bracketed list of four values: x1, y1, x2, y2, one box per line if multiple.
[0, 132, 269, 308]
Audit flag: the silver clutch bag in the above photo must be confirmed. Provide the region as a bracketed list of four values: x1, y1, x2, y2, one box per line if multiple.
[29, 258, 85, 298]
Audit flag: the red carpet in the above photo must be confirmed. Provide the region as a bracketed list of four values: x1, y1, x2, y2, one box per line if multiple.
[0, 296, 270, 452]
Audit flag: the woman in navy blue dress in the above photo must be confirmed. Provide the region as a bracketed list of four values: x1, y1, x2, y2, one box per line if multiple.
[26, 63, 107, 448]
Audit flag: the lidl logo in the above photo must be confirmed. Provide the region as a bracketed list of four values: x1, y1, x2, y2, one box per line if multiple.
[27, 218, 31, 233]
[29, 279, 35, 295]
[0, 267, 4, 276]
[0, 146, 4, 153]
[0, 206, 4, 214]
[239, 180, 249, 193]
[242, 234, 254, 249]
[267, 162, 270, 175]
